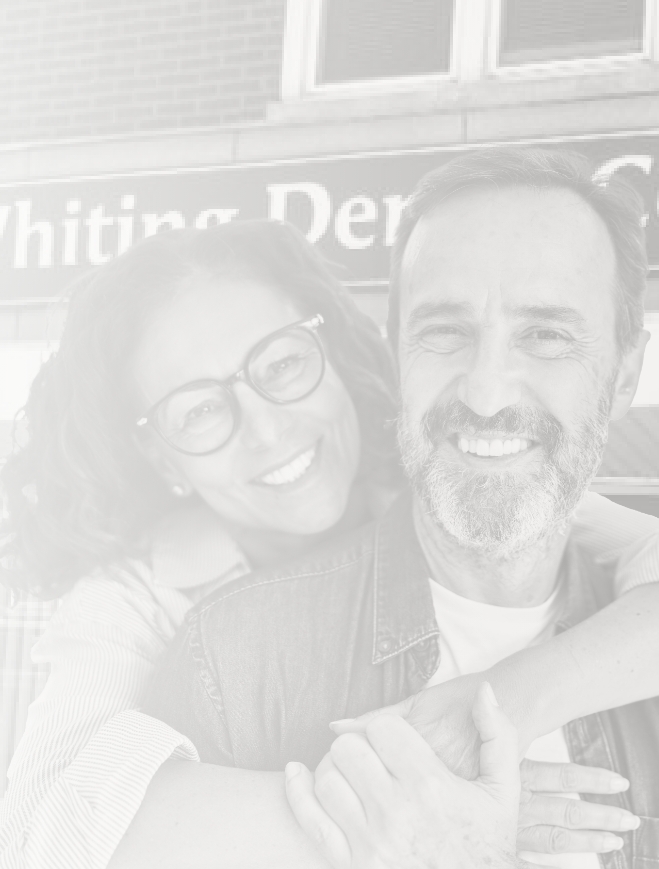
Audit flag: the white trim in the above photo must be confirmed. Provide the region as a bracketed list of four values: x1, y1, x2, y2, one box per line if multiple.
[281, 0, 314, 101]
[591, 477, 659, 494]
[489, 0, 652, 76]
[453, 0, 491, 82]
[4, 126, 659, 188]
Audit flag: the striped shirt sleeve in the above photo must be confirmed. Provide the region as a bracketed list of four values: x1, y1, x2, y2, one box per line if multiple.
[573, 491, 659, 594]
[0, 567, 198, 869]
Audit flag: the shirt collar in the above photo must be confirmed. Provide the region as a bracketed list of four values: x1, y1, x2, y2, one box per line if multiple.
[150, 501, 250, 590]
[371, 490, 440, 666]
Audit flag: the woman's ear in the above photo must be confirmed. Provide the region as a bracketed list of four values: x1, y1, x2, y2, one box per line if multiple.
[133, 430, 193, 497]
[609, 329, 650, 422]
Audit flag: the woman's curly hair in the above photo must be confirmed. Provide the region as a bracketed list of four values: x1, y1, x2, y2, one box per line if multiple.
[0, 220, 400, 597]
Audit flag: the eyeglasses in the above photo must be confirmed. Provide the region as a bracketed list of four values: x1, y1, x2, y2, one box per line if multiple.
[136, 315, 325, 456]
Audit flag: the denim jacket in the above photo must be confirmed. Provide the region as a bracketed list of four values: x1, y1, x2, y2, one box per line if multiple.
[146, 494, 659, 867]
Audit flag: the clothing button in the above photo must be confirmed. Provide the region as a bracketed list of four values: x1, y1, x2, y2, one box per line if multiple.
[378, 638, 393, 653]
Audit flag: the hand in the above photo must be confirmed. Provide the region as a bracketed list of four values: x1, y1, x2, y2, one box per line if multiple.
[285, 682, 522, 869]
[518, 759, 638, 856]
[330, 673, 484, 779]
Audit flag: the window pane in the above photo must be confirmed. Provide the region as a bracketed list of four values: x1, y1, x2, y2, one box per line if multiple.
[318, 0, 454, 85]
[499, 0, 645, 66]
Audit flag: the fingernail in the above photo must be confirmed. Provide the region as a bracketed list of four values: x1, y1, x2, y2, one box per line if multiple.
[483, 681, 499, 706]
[329, 718, 354, 732]
[610, 774, 630, 792]
[620, 814, 641, 831]
[602, 835, 624, 851]
[285, 762, 301, 781]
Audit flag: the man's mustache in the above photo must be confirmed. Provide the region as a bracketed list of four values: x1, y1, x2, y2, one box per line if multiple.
[421, 401, 563, 452]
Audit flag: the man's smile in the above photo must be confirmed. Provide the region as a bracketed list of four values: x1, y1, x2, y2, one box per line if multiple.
[456, 434, 533, 457]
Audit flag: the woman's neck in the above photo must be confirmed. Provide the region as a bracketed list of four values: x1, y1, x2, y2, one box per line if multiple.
[226, 482, 371, 570]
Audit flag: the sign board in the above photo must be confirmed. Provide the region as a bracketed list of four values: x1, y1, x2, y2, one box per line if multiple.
[2, 132, 659, 300]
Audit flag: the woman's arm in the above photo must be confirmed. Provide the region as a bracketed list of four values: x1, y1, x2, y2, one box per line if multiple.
[108, 762, 330, 869]
[572, 491, 659, 593]
[0, 569, 196, 869]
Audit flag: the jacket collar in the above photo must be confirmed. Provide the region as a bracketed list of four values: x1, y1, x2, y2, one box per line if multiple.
[371, 491, 440, 668]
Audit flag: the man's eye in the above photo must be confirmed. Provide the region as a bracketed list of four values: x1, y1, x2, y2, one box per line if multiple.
[417, 326, 468, 354]
[521, 329, 573, 357]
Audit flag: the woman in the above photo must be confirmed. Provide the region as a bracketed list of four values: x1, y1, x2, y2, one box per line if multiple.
[1, 220, 658, 869]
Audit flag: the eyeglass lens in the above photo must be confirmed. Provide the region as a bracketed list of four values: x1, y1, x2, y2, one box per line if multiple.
[155, 326, 324, 454]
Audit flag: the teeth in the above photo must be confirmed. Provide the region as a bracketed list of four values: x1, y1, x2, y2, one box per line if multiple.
[457, 436, 532, 457]
[259, 446, 316, 485]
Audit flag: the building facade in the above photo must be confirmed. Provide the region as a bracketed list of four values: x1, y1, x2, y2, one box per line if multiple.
[1, 0, 658, 509]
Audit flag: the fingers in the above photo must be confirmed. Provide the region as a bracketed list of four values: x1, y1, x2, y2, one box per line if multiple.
[329, 732, 395, 815]
[472, 682, 519, 798]
[285, 761, 352, 869]
[520, 759, 630, 795]
[518, 824, 625, 855]
[361, 712, 447, 782]
[313, 754, 368, 835]
[519, 793, 640, 833]
[330, 695, 415, 735]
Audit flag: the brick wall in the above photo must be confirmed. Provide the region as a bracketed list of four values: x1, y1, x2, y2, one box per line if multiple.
[0, 0, 285, 144]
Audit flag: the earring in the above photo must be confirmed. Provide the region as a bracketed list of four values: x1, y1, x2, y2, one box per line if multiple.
[171, 484, 187, 497]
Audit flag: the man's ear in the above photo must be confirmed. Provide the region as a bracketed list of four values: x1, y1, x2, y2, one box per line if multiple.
[133, 430, 193, 497]
[609, 329, 650, 421]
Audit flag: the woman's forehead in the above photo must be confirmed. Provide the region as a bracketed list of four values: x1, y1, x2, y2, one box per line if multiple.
[131, 277, 302, 404]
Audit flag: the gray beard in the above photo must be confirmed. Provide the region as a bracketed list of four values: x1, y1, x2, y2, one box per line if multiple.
[398, 391, 613, 561]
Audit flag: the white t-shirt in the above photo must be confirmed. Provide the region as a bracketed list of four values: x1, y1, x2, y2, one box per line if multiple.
[426, 577, 599, 869]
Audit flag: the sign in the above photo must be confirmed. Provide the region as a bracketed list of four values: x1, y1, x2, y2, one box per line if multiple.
[2, 132, 659, 300]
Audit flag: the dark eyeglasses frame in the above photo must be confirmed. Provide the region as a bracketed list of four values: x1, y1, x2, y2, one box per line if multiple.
[135, 314, 325, 456]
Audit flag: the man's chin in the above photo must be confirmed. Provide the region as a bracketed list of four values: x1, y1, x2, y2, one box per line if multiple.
[418, 465, 577, 561]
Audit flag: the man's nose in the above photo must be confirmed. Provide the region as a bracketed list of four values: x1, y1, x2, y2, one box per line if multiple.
[233, 382, 294, 449]
[456, 338, 521, 418]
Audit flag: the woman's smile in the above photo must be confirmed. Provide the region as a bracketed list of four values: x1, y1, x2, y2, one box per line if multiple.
[251, 440, 321, 488]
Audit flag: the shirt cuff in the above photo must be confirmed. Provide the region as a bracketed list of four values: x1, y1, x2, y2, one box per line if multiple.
[26, 710, 199, 869]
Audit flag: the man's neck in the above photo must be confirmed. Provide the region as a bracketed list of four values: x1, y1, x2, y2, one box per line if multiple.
[413, 497, 569, 607]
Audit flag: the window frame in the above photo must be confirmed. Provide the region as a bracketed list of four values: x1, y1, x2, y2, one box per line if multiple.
[488, 0, 657, 77]
[281, 0, 465, 100]
[281, 0, 659, 103]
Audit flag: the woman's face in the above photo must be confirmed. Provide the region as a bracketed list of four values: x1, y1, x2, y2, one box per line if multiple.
[131, 277, 361, 535]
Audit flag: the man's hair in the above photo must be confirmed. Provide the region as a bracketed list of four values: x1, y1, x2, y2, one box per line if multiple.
[388, 146, 648, 355]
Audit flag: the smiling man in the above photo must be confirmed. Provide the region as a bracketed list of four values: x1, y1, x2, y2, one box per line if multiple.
[145, 148, 657, 868]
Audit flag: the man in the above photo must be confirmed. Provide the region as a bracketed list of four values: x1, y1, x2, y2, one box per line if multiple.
[144, 148, 656, 867]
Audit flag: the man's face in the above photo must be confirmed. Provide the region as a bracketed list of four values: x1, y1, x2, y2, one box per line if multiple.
[397, 184, 624, 558]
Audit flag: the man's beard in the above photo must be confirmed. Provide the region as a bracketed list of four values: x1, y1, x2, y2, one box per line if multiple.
[398, 387, 614, 561]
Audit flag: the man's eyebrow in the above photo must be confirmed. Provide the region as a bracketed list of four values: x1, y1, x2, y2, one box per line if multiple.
[511, 305, 587, 328]
[406, 302, 475, 329]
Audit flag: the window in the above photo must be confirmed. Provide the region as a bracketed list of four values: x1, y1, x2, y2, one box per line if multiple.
[496, 0, 647, 68]
[317, 0, 454, 85]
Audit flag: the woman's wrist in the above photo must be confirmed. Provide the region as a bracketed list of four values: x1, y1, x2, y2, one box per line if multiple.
[484, 648, 570, 753]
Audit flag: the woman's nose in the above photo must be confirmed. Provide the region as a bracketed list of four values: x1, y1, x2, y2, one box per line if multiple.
[233, 382, 294, 449]
[456, 338, 521, 418]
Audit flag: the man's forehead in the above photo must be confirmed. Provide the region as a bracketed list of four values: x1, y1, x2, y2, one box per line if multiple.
[399, 184, 617, 308]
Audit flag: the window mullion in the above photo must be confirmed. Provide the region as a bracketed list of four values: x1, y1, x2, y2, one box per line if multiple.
[452, 0, 491, 82]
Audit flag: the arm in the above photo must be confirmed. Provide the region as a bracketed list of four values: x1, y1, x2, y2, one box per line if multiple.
[108, 762, 331, 869]
[489, 580, 659, 749]
[0, 569, 196, 869]
[285, 685, 530, 869]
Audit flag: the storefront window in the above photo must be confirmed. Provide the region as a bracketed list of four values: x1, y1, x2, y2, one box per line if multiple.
[498, 0, 646, 67]
[316, 0, 454, 85]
